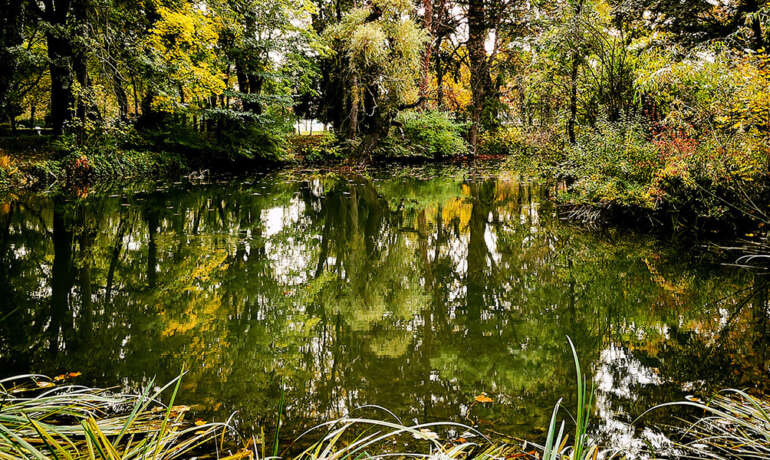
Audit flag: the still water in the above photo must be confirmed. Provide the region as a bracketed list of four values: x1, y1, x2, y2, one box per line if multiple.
[0, 163, 767, 452]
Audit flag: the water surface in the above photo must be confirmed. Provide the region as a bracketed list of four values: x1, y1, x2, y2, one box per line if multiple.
[1, 163, 767, 453]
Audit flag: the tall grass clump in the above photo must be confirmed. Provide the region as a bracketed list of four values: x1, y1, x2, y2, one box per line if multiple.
[540, 336, 600, 460]
[0, 373, 246, 459]
[641, 389, 770, 459]
[294, 414, 512, 460]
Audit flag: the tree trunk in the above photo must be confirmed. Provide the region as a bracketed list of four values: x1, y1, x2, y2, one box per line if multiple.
[114, 74, 129, 121]
[567, 0, 584, 144]
[435, 42, 444, 109]
[419, 0, 434, 108]
[0, 0, 23, 118]
[349, 75, 359, 138]
[567, 55, 578, 144]
[47, 31, 76, 135]
[467, 0, 488, 152]
[741, 0, 765, 50]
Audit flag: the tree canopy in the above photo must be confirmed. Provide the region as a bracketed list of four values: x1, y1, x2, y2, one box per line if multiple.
[0, 0, 768, 164]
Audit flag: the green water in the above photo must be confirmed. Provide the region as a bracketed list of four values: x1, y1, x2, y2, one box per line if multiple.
[0, 163, 767, 452]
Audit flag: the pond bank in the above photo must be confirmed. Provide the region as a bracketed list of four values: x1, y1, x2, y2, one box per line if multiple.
[5, 135, 767, 243]
[0, 134, 479, 195]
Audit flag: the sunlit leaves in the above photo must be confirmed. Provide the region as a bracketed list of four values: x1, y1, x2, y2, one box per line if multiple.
[324, 0, 427, 115]
[145, 4, 226, 111]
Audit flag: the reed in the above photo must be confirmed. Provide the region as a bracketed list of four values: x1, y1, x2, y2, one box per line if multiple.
[539, 336, 600, 460]
[641, 389, 770, 459]
[0, 372, 243, 459]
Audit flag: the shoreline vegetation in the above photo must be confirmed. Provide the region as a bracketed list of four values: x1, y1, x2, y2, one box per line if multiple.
[1, 126, 769, 239]
[2, 0, 769, 239]
[3, 340, 769, 459]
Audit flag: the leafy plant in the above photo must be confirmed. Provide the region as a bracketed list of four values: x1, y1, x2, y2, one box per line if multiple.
[378, 110, 468, 159]
[293, 131, 341, 162]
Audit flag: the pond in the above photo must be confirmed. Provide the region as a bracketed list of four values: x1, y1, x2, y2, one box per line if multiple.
[0, 163, 767, 454]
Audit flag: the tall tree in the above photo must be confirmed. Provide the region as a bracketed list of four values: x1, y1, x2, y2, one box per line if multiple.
[324, 0, 427, 155]
[0, 0, 24, 125]
[465, 0, 517, 150]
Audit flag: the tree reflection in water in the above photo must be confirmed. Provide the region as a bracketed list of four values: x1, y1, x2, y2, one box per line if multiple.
[0, 165, 766, 452]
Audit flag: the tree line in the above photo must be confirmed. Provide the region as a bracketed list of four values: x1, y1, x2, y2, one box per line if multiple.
[0, 0, 768, 159]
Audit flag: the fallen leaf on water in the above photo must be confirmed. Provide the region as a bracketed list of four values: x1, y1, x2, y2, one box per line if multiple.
[171, 405, 190, 412]
[219, 449, 254, 460]
[506, 451, 537, 458]
[53, 371, 81, 381]
[474, 394, 493, 403]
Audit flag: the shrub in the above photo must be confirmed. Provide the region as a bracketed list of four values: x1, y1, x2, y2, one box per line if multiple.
[377, 110, 468, 159]
[557, 119, 659, 207]
[291, 131, 341, 163]
[477, 126, 526, 156]
[484, 126, 565, 177]
[139, 106, 294, 163]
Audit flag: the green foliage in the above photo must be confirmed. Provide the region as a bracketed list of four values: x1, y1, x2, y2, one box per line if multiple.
[557, 119, 659, 207]
[478, 126, 527, 157]
[324, 0, 426, 110]
[214, 114, 293, 162]
[635, 47, 736, 133]
[323, 0, 427, 145]
[292, 132, 341, 163]
[60, 149, 188, 182]
[46, 121, 190, 181]
[377, 110, 468, 159]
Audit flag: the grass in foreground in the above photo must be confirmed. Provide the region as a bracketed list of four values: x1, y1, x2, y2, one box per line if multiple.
[3, 345, 769, 460]
[641, 389, 770, 459]
[0, 372, 249, 459]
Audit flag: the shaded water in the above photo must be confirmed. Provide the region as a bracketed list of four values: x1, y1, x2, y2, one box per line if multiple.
[1, 163, 768, 452]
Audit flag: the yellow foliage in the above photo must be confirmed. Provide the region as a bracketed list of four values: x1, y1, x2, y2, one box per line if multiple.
[146, 5, 226, 112]
[723, 51, 770, 145]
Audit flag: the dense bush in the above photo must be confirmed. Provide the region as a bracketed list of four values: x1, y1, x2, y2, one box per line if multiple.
[291, 131, 341, 163]
[140, 110, 293, 163]
[46, 119, 190, 182]
[477, 126, 527, 156]
[61, 149, 188, 182]
[481, 126, 564, 175]
[376, 110, 468, 159]
[557, 120, 659, 207]
[499, 43, 770, 231]
[531, 116, 770, 229]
